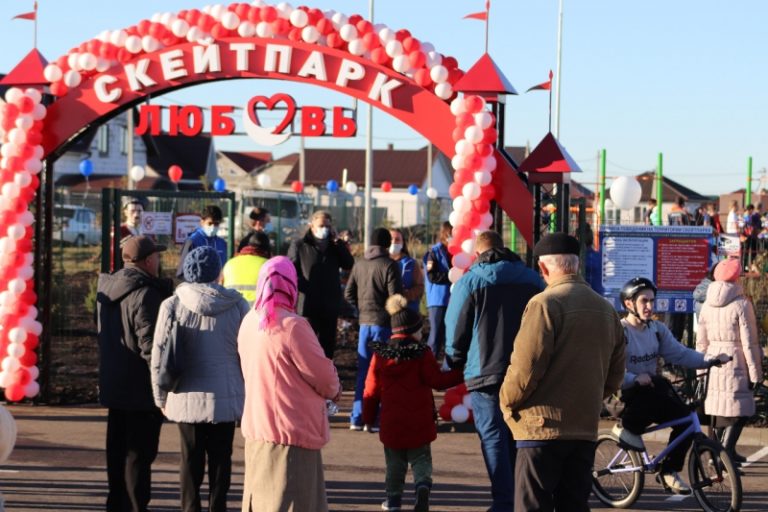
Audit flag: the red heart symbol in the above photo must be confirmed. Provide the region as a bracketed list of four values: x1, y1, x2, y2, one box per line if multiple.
[247, 93, 297, 135]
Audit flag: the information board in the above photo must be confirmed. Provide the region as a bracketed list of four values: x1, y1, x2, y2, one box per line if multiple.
[598, 225, 714, 313]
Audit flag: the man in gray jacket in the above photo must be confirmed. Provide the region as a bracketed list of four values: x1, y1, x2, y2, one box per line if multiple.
[344, 227, 402, 430]
[97, 236, 173, 512]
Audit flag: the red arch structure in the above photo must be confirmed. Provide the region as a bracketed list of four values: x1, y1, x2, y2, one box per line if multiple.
[0, 3, 533, 401]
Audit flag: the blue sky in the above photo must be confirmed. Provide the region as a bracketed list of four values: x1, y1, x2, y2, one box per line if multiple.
[1, 1, 766, 196]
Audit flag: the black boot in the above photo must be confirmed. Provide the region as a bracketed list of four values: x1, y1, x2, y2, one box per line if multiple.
[414, 483, 430, 512]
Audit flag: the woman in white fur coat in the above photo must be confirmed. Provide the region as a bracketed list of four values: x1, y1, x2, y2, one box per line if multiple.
[696, 257, 764, 463]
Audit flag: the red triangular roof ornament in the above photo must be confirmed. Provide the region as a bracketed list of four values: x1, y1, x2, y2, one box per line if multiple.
[0, 49, 49, 87]
[454, 53, 517, 95]
[518, 132, 582, 175]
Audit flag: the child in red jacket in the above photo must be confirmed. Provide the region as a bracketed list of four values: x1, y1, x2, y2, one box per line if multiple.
[363, 294, 464, 512]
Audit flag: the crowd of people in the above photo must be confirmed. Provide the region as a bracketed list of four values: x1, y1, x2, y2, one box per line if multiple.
[95, 202, 763, 512]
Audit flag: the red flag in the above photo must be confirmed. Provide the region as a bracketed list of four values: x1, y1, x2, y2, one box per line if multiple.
[464, 1, 490, 21]
[12, 11, 36, 21]
[526, 70, 554, 92]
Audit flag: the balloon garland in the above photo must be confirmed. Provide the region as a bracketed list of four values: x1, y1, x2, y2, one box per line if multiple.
[0, 87, 45, 402]
[438, 383, 474, 424]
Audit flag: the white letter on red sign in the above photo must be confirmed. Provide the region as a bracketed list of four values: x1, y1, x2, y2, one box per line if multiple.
[125, 58, 158, 92]
[368, 72, 403, 109]
[336, 59, 365, 87]
[230, 43, 255, 71]
[297, 51, 328, 82]
[193, 44, 222, 74]
[264, 44, 292, 74]
[160, 49, 188, 81]
[94, 75, 122, 103]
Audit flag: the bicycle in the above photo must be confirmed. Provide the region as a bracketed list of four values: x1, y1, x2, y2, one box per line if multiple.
[591, 365, 742, 512]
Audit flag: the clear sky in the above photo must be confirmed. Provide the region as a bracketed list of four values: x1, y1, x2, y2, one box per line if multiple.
[1, 1, 766, 196]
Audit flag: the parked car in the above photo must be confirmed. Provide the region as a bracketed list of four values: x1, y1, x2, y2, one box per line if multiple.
[53, 205, 101, 247]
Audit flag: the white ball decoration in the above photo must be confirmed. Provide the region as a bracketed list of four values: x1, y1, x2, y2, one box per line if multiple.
[462, 394, 473, 409]
[8, 279, 26, 296]
[474, 111, 494, 130]
[17, 265, 34, 281]
[451, 404, 470, 423]
[462, 182, 481, 201]
[256, 173, 272, 188]
[609, 176, 643, 210]
[448, 267, 464, 284]
[2, 182, 20, 199]
[302, 26, 321, 43]
[26, 365, 39, 381]
[455, 140, 474, 157]
[43, 64, 63, 83]
[7, 223, 25, 241]
[331, 12, 348, 28]
[109, 30, 128, 46]
[255, 21, 274, 38]
[238, 21, 256, 37]
[479, 212, 494, 229]
[430, 65, 448, 84]
[221, 12, 240, 30]
[392, 55, 410, 73]
[141, 36, 160, 53]
[453, 252, 471, 270]
[426, 187, 439, 200]
[210, 4, 226, 19]
[1, 356, 20, 373]
[96, 58, 111, 73]
[24, 158, 43, 175]
[339, 24, 358, 42]
[186, 26, 204, 42]
[434, 83, 453, 100]
[347, 39, 366, 56]
[452, 196, 470, 213]
[474, 170, 492, 187]
[344, 181, 358, 195]
[78, 53, 98, 71]
[289, 9, 309, 28]
[5, 88, 23, 104]
[23, 381, 40, 399]
[8, 327, 27, 344]
[480, 156, 497, 173]
[385, 40, 403, 58]
[450, 97, 466, 116]
[8, 128, 26, 145]
[24, 88, 42, 104]
[7, 343, 25, 358]
[129, 165, 146, 182]
[15, 115, 33, 131]
[14, 171, 32, 189]
[464, 126, 484, 144]
[0, 371, 13, 389]
[124, 35, 143, 54]
[379, 27, 396, 42]
[448, 211, 460, 227]
[451, 154, 464, 171]
[17, 211, 35, 227]
[0, 405, 17, 464]
[171, 19, 190, 38]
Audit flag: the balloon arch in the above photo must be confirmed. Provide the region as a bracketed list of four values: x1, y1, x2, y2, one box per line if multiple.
[0, 1, 533, 401]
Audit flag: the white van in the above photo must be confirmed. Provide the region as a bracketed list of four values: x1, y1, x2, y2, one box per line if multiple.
[53, 205, 101, 247]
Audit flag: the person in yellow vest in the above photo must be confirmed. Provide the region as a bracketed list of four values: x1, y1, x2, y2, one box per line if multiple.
[222, 231, 271, 306]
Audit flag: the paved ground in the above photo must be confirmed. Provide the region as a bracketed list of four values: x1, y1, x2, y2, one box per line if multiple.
[1, 394, 768, 511]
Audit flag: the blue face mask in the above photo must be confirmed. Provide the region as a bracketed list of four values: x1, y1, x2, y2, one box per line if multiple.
[263, 222, 274, 234]
[202, 225, 218, 237]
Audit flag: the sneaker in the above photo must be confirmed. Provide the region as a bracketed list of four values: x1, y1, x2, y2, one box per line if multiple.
[659, 472, 692, 495]
[414, 485, 430, 512]
[364, 425, 380, 433]
[381, 495, 402, 511]
[349, 424, 363, 431]
[612, 424, 645, 451]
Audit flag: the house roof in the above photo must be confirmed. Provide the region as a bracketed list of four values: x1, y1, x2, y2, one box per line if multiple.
[454, 53, 517, 95]
[219, 151, 272, 173]
[146, 133, 213, 188]
[0, 49, 48, 87]
[636, 171, 710, 202]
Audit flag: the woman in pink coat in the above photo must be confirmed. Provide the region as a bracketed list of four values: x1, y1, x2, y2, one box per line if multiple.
[696, 258, 763, 463]
[238, 256, 342, 512]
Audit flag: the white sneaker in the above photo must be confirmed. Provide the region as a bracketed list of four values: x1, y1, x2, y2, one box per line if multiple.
[660, 472, 692, 495]
[612, 424, 645, 451]
[349, 424, 363, 431]
[364, 425, 380, 433]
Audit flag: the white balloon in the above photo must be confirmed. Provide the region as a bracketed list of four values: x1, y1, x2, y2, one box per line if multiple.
[339, 24, 358, 41]
[171, 19, 190, 38]
[33, 145, 44, 159]
[385, 40, 403, 58]
[43, 64, 62, 83]
[0, 371, 14, 389]
[109, 30, 128, 46]
[26, 365, 39, 380]
[8, 128, 26, 146]
[187, 26, 204, 42]
[276, 2, 293, 18]
[302, 26, 321, 43]
[141, 36, 160, 53]
[0, 144, 15, 158]
[474, 111, 494, 130]
[462, 182, 481, 201]
[14, 171, 32, 189]
[448, 211, 460, 227]
[426, 187, 439, 200]
[8, 327, 27, 344]
[221, 12, 240, 30]
[238, 21, 256, 37]
[6, 343, 24, 359]
[25, 158, 43, 175]
[210, 4, 226, 19]
[455, 140, 474, 157]
[453, 251, 471, 270]
[379, 27, 396, 42]
[448, 267, 464, 284]
[27, 320, 43, 336]
[17, 211, 35, 227]
[479, 212, 494, 229]
[7, 223, 25, 240]
[450, 97, 466, 116]
[8, 279, 26, 296]
[392, 55, 410, 73]
[129, 165, 146, 182]
[2, 182, 20, 199]
[451, 404, 470, 423]
[464, 126, 483, 144]
[1, 356, 20, 373]
[474, 170, 492, 187]
[17, 265, 34, 281]
[430, 65, 448, 84]
[451, 154, 464, 171]
[23, 254, 34, 268]
[289, 9, 308, 28]
[96, 58, 111, 73]
[255, 21, 274, 38]
[124, 35, 143, 54]
[160, 13, 175, 26]
[15, 115, 33, 131]
[256, 173, 272, 188]
[24, 89, 42, 104]
[462, 394, 473, 409]
[610, 176, 643, 210]
[452, 196, 470, 213]
[23, 381, 40, 399]
[78, 53, 98, 71]
[480, 156, 497, 173]
[331, 12, 348, 29]
[67, 53, 81, 71]
[435, 83, 453, 100]
[347, 39, 366, 56]
[344, 181, 358, 195]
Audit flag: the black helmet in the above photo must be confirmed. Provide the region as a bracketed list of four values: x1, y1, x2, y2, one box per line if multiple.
[619, 277, 657, 305]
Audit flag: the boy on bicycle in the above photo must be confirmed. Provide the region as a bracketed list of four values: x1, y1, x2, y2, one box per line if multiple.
[613, 277, 729, 495]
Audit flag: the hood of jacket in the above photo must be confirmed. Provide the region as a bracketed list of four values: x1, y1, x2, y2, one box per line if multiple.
[98, 267, 171, 304]
[175, 281, 245, 316]
[373, 337, 427, 362]
[705, 280, 745, 308]
[468, 248, 532, 287]
[364, 245, 390, 260]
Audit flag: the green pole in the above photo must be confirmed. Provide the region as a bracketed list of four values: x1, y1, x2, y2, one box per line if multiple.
[656, 153, 663, 225]
[599, 149, 606, 223]
[510, 221, 518, 252]
[746, 156, 753, 206]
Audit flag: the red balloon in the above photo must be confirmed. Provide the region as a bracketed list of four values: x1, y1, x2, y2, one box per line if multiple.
[455, 112, 475, 129]
[439, 402, 453, 421]
[451, 126, 465, 142]
[25, 334, 39, 350]
[149, 22, 166, 39]
[4, 384, 24, 402]
[481, 128, 498, 145]
[234, 4, 250, 18]
[272, 18, 290, 36]
[356, 20, 373, 35]
[475, 143, 494, 158]
[455, 168, 473, 184]
[168, 165, 183, 183]
[370, 47, 389, 65]
[2, 103, 20, 120]
[211, 23, 228, 39]
[246, 7, 260, 23]
[362, 32, 380, 50]
[472, 199, 491, 215]
[395, 29, 412, 42]
[199, 14, 216, 32]
[288, 28, 303, 41]
[447, 243, 461, 256]
[137, 19, 152, 36]
[442, 56, 459, 69]
[381, 181, 393, 193]
[453, 225, 470, 242]
[307, 8, 324, 25]
[347, 14, 363, 26]
[463, 211, 480, 228]
[17, 96, 35, 114]
[260, 6, 278, 22]
[413, 69, 432, 88]
[408, 51, 426, 69]
[448, 182, 462, 199]
[448, 68, 465, 85]
[19, 350, 37, 367]
[465, 96, 485, 114]
[480, 186, 495, 201]
[317, 18, 334, 36]
[402, 37, 420, 53]
[291, 180, 304, 193]
[326, 32, 344, 48]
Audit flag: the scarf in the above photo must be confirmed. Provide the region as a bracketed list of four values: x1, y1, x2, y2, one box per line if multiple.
[253, 256, 298, 329]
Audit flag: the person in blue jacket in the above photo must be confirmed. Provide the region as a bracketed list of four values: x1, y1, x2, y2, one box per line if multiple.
[445, 230, 545, 512]
[389, 229, 424, 312]
[423, 222, 453, 359]
[176, 205, 228, 280]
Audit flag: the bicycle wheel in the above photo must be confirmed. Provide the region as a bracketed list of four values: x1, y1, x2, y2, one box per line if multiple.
[688, 437, 742, 512]
[592, 431, 644, 508]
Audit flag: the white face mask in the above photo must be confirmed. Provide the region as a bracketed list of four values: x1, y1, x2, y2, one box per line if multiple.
[202, 225, 218, 237]
[314, 226, 329, 239]
[389, 243, 403, 255]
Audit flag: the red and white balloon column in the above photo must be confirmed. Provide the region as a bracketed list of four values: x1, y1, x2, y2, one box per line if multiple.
[446, 95, 498, 283]
[0, 87, 45, 402]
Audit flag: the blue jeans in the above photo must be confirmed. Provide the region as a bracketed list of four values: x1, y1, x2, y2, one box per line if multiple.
[471, 386, 515, 512]
[351, 324, 391, 426]
[427, 307, 447, 359]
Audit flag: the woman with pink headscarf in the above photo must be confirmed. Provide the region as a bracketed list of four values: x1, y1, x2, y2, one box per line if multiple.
[238, 256, 342, 512]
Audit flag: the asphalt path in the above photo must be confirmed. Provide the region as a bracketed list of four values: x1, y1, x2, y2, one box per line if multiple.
[1, 395, 768, 511]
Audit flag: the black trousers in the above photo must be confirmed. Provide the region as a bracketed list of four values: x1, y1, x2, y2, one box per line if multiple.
[106, 408, 163, 512]
[177, 422, 236, 512]
[621, 376, 691, 472]
[514, 441, 596, 512]
[308, 313, 338, 359]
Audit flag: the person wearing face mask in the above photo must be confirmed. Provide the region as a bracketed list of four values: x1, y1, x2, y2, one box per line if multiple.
[287, 211, 354, 359]
[388, 229, 424, 312]
[237, 207, 272, 252]
[423, 222, 453, 359]
[176, 205, 229, 281]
